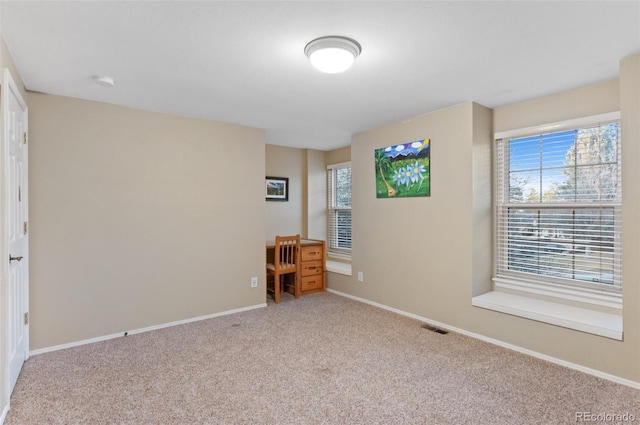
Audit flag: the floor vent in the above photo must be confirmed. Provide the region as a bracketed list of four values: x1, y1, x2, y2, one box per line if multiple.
[421, 323, 449, 334]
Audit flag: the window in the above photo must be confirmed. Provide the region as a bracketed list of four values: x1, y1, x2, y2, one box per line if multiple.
[327, 162, 351, 255]
[495, 116, 622, 300]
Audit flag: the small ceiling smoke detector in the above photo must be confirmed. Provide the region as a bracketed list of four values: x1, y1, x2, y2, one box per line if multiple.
[304, 36, 362, 74]
[92, 75, 116, 87]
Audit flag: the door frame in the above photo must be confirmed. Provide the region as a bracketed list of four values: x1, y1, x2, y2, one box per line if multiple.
[0, 67, 29, 416]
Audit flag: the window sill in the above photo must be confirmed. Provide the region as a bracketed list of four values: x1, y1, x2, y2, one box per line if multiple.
[326, 260, 352, 276]
[493, 276, 622, 310]
[472, 291, 622, 340]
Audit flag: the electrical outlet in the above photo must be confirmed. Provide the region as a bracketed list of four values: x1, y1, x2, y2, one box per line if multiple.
[358, 272, 363, 282]
[251, 277, 258, 288]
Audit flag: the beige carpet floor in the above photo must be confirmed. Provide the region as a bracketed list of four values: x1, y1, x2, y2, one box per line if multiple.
[5, 292, 640, 424]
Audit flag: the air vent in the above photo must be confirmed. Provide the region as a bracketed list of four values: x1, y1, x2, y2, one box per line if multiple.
[421, 323, 449, 334]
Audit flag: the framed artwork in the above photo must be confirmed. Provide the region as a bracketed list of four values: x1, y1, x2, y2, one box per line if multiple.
[375, 138, 430, 198]
[265, 176, 289, 201]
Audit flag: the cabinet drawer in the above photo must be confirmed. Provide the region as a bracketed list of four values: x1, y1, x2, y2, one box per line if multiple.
[301, 260, 323, 277]
[301, 275, 323, 291]
[301, 245, 323, 261]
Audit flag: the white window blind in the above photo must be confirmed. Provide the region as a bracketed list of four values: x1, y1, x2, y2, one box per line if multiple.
[496, 120, 622, 292]
[327, 162, 351, 254]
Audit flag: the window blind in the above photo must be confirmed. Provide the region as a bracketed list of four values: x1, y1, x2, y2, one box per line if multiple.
[327, 163, 351, 254]
[496, 121, 622, 290]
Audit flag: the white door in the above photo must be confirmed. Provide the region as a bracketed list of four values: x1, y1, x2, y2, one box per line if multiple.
[4, 69, 29, 394]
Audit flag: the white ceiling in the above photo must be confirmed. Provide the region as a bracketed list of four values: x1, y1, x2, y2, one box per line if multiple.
[2, 1, 639, 151]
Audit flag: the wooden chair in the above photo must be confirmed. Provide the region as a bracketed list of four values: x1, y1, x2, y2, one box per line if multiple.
[266, 234, 301, 303]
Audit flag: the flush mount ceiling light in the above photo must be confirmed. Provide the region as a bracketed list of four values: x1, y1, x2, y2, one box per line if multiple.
[304, 36, 361, 74]
[92, 75, 116, 87]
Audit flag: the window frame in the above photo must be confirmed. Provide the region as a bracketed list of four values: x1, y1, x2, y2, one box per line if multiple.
[327, 161, 352, 258]
[493, 112, 622, 309]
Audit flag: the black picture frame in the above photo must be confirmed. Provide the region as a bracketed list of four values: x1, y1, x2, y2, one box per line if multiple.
[265, 176, 289, 201]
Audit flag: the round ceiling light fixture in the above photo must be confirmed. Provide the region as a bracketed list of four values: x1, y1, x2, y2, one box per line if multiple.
[304, 36, 361, 74]
[92, 75, 116, 87]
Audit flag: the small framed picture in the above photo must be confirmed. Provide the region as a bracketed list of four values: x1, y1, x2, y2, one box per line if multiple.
[265, 176, 289, 201]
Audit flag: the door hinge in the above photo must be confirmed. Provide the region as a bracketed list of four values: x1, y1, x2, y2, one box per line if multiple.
[23, 221, 28, 235]
[23, 132, 28, 145]
[24, 312, 29, 325]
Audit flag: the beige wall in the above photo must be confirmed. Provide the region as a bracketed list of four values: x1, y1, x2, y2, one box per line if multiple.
[493, 79, 620, 134]
[305, 149, 327, 241]
[471, 103, 493, 297]
[264, 145, 344, 242]
[265, 144, 305, 239]
[620, 54, 640, 376]
[28, 92, 267, 350]
[338, 102, 486, 325]
[326, 146, 350, 165]
[330, 59, 640, 382]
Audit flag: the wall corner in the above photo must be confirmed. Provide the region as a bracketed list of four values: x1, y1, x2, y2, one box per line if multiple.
[471, 103, 494, 297]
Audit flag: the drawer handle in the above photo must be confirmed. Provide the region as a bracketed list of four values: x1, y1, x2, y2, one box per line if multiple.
[307, 266, 316, 271]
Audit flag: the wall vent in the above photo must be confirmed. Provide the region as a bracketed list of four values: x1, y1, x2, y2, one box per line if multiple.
[421, 323, 449, 334]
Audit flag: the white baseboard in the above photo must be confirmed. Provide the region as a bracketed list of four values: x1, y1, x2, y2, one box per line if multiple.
[29, 303, 267, 356]
[326, 288, 640, 390]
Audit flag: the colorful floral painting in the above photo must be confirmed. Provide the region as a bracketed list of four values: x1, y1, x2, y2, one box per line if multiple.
[375, 138, 430, 198]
